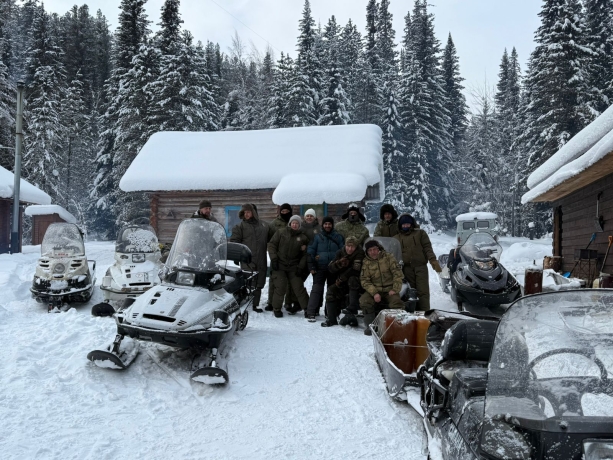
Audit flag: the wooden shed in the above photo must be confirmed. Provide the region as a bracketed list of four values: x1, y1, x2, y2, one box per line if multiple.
[522, 104, 613, 282]
[25, 205, 77, 245]
[120, 125, 385, 244]
[0, 165, 51, 253]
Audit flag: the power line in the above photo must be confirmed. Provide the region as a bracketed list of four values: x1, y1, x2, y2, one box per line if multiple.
[207, 0, 282, 54]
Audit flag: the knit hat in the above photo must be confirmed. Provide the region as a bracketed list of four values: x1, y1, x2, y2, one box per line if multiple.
[304, 208, 316, 218]
[364, 239, 381, 251]
[322, 216, 335, 227]
[398, 214, 415, 232]
[288, 215, 302, 227]
[280, 203, 293, 213]
[345, 236, 358, 247]
[198, 199, 212, 209]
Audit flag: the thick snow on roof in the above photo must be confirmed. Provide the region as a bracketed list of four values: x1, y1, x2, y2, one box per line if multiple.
[455, 212, 498, 222]
[272, 173, 367, 205]
[0, 165, 51, 205]
[24, 205, 77, 223]
[120, 125, 384, 203]
[527, 104, 613, 189]
[522, 128, 613, 204]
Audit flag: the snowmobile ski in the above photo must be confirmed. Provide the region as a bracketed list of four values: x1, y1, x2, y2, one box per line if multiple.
[190, 366, 229, 385]
[87, 335, 139, 370]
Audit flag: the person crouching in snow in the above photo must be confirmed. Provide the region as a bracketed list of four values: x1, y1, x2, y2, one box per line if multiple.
[323, 236, 364, 328]
[335, 204, 369, 248]
[374, 203, 399, 237]
[360, 239, 404, 336]
[229, 203, 274, 313]
[191, 199, 218, 222]
[393, 214, 441, 311]
[267, 215, 310, 317]
[305, 216, 344, 322]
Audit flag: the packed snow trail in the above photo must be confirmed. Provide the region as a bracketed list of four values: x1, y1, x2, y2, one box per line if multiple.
[0, 235, 551, 459]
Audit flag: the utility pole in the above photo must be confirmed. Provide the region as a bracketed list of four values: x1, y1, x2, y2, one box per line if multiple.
[11, 81, 25, 254]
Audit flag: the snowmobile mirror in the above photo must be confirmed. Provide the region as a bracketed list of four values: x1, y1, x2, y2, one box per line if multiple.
[226, 243, 252, 264]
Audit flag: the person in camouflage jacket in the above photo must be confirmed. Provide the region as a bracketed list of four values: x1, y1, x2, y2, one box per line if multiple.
[373, 203, 398, 237]
[267, 215, 310, 317]
[265, 203, 293, 311]
[230, 203, 275, 313]
[360, 239, 405, 335]
[393, 213, 441, 311]
[321, 236, 364, 327]
[335, 204, 369, 248]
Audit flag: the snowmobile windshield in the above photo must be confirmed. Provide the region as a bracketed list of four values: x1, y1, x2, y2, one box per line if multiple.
[165, 219, 227, 274]
[115, 225, 158, 253]
[482, 291, 613, 456]
[459, 232, 502, 262]
[364, 237, 402, 262]
[41, 223, 85, 257]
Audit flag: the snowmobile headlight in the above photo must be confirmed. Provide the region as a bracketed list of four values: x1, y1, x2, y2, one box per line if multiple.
[132, 253, 146, 263]
[176, 271, 195, 286]
[53, 263, 66, 274]
[474, 260, 495, 271]
[584, 440, 613, 459]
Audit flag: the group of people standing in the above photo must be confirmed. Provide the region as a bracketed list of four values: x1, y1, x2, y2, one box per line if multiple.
[193, 199, 442, 335]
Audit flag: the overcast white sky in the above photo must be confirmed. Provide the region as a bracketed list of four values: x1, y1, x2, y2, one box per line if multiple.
[42, 0, 542, 110]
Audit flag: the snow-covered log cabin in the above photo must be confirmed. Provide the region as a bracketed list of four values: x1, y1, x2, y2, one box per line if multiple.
[0, 165, 51, 253]
[522, 104, 613, 279]
[25, 205, 77, 245]
[120, 125, 385, 243]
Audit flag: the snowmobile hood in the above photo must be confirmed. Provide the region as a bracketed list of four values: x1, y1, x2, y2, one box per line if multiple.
[121, 283, 237, 332]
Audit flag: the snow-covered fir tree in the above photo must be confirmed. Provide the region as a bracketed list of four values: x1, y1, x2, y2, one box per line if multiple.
[441, 34, 467, 157]
[583, 0, 613, 115]
[319, 16, 350, 125]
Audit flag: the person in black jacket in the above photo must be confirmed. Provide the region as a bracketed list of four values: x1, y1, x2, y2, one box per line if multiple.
[305, 217, 344, 321]
[322, 236, 364, 327]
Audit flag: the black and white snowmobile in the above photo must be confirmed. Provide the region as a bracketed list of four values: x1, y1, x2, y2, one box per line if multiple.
[93, 224, 162, 316]
[417, 290, 613, 460]
[31, 222, 96, 312]
[449, 232, 521, 313]
[87, 219, 256, 385]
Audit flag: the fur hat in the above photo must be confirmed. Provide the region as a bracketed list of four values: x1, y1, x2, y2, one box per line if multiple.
[239, 203, 258, 220]
[364, 239, 382, 252]
[341, 203, 366, 222]
[379, 203, 398, 221]
[345, 236, 358, 246]
[288, 215, 302, 227]
[322, 216, 335, 227]
[199, 199, 212, 209]
[304, 208, 317, 218]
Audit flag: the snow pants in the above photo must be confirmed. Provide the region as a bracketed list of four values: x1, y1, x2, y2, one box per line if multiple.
[271, 270, 309, 312]
[359, 291, 404, 315]
[243, 262, 267, 307]
[403, 264, 430, 311]
[306, 269, 335, 316]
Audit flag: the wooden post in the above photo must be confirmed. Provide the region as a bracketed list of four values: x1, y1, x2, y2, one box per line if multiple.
[524, 267, 543, 295]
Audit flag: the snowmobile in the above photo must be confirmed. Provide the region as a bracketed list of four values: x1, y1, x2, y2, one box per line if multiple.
[417, 290, 613, 460]
[87, 219, 256, 385]
[93, 223, 162, 316]
[31, 222, 96, 312]
[449, 232, 521, 312]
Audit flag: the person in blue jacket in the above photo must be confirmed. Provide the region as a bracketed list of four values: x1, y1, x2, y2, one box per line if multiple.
[305, 216, 344, 321]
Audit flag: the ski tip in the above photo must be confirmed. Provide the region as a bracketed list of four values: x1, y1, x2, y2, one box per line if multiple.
[87, 350, 127, 370]
[190, 367, 229, 385]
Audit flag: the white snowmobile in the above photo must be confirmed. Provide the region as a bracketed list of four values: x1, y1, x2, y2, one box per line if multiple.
[93, 224, 162, 316]
[87, 219, 256, 385]
[31, 222, 96, 312]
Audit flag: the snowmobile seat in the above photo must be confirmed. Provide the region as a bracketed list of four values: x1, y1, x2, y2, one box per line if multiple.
[434, 319, 497, 384]
[223, 275, 245, 295]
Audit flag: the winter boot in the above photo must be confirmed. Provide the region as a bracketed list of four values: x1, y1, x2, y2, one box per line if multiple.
[320, 319, 337, 327]
[339, 313, 358, 327]
[264, 305, 274, 311]
[323, 300, 340, 326]
[274, 310, 283, 318]
[363, 313, 376, 336]
[307, 315, 316, 322]
[252, 289, 263, 313]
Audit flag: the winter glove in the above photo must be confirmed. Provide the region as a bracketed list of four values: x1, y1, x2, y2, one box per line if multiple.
[335, 278, 342, 287]
[430, 259, 442, 273]
[271, 260, 280, 271]
[352, 261, 362, 271]
[339, 257, 350, 268]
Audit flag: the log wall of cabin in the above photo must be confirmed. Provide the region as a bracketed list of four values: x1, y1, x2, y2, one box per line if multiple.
[552, 173, 613, 280]
[149, 190, 364, 244]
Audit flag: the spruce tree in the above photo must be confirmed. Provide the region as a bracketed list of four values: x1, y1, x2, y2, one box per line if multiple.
[583, 0, 613, 115]
[319, 16, 350, 125]
[441, 34, 467, 157]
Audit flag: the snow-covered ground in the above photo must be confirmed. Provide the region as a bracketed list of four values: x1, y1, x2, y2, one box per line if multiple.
[0, 233, 551, 459]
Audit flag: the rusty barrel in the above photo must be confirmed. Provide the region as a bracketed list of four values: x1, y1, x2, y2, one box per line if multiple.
[543, 256, 563, 272]
[524, 267, 543, 295]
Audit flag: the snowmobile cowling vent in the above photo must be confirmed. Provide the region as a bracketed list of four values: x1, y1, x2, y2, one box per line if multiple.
[441, 320, 498, 362]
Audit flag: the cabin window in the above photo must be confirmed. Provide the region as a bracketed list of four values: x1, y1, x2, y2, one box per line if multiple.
[477, 221, 489, 229]
[462, 222, 475, 230]
[300, 203, 327, 219]
[225, 206, 242, 236]
[365, 183, 380, 201]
